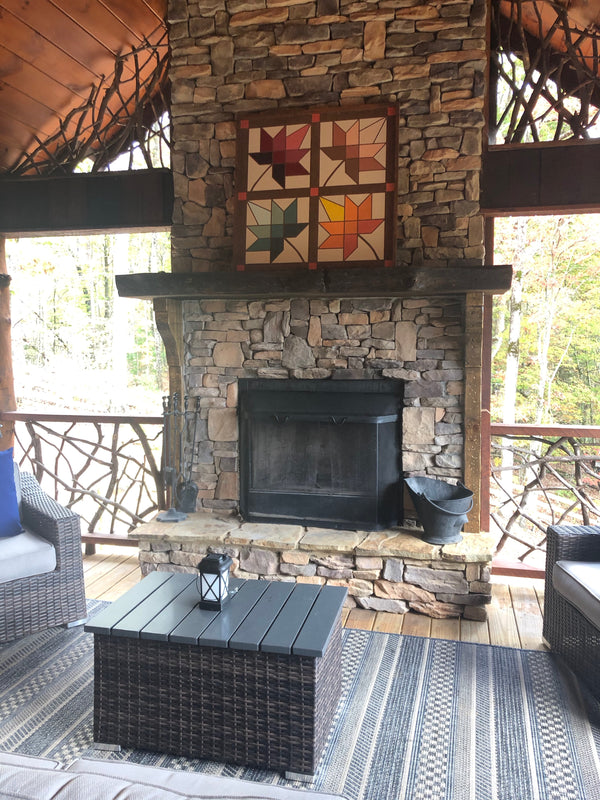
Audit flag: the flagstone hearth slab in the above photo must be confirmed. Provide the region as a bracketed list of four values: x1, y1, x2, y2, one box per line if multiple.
[228, 522, 304, 549]
[136, 513, 239, 542]
[356, 529, 441, 558]
[440, 531, 497, 562]
[299, 528, 368, 553]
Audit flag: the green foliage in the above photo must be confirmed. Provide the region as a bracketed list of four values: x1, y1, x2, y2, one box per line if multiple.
[6, 232, 170, 414]
[492, 215, 600, 425]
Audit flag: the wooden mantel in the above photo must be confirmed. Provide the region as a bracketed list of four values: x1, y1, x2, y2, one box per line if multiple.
[116, 264, 512, 301]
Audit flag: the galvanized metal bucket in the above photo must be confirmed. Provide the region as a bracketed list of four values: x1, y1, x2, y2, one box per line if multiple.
[404, 476, 473, 545]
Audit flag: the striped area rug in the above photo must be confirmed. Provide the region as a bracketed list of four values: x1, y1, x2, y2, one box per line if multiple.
[1, 600, 599, 800]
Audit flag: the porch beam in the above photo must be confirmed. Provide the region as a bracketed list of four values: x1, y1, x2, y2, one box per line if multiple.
[116, 264, 512, 301]
[492, 560, 544, 579]
[490, 422, 600, 437]
[482, 142, 600, 214]
[0, 169, 173, 236]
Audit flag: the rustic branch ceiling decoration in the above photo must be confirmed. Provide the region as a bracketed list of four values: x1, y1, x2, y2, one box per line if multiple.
[233, 105, 399, 272]
[492, 0, 600, 143]
[0, 0, 168, 175]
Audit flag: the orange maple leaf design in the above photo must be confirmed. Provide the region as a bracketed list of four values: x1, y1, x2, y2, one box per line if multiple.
[320, 195, 383, 260]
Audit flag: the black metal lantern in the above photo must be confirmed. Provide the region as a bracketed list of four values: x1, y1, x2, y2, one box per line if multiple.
[196, 553, 233, 610]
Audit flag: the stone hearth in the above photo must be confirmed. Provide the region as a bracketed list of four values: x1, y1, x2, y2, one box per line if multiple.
[136, 515, 496, 620]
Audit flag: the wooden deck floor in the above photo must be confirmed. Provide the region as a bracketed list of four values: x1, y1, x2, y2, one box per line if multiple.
[83, 546, 546, 651]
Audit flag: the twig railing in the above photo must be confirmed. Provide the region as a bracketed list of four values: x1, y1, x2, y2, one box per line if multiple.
[489, 423, 600, 571]
[0, 411, 164, 543]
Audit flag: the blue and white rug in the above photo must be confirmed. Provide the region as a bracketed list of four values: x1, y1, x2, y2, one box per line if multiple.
[1, 599, 599, 799]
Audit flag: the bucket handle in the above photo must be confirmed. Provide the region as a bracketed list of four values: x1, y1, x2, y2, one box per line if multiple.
[414, 493, 474, 517]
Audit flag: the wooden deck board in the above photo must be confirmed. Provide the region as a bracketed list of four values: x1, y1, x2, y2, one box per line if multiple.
[487, 583, 521, 648]
[510, 584, 546, 651]
[83, 547, 546, 650]
[401, 612, 432, 639]
[372, 611, 404, 634]
[345, 608, 375, 631]
[431, 617, 461, 641]
[460, 619, 490, 644]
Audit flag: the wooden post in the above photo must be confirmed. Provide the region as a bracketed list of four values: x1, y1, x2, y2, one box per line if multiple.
[0, 236, 16, 450]
[464, 292, 484, 533]
[480, 218, 497, 533]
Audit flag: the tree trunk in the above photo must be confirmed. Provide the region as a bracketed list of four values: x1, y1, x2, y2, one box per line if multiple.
[503, 272, 521, 426]
[0, 236, 16, 450]
[111, 234, 130, 409]
[500, 268, 521, 492]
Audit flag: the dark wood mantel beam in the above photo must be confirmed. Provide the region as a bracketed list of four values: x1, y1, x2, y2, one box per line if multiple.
[116, 265, 512, 301]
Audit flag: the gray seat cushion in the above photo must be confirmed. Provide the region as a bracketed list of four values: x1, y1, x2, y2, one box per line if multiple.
[0, 752, 344, 799]
[553, 560, 600, 629]
[0, 752, 61, 769]
[0, 528, 57, 584]
[67, 759, 343, 799]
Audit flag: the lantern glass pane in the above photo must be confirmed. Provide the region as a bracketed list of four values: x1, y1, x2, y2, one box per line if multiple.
[201, 574, 219, 602]
[221, 571, 229, 597]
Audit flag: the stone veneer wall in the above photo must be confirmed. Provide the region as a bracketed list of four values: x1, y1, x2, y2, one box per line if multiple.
[168, 0, 486, 272]
[186, 294, 465, 516]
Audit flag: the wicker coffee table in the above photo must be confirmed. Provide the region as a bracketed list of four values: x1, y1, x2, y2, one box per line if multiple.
[85, 571, 346, 778]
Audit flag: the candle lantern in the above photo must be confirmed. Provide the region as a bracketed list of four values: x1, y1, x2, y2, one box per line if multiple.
[196, 553, 233, 610]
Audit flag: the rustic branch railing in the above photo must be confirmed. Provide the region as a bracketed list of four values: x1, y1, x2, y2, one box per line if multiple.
[0, 411, 164, 544]
[489, 423, 600, 571]
[8, 33, 170, 175]
[491, 0, 600, 143]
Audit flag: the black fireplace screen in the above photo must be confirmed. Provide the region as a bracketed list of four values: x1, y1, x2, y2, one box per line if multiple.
[238, 379, 403, 531]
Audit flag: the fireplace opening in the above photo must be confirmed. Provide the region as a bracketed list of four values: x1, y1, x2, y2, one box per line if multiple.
[238, 379, 403, 530]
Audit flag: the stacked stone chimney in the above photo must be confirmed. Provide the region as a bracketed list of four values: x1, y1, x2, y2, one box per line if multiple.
[166, 0, 487, 521]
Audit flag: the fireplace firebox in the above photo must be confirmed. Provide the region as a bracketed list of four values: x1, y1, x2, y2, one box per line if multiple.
[238, 379, 403, 530]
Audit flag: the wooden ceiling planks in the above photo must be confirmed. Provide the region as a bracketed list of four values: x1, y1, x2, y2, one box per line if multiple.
[2, 0, 133, 75]
[0, 0, 168, 174]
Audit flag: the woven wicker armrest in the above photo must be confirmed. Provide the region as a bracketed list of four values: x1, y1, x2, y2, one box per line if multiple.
[19, 472, 82, 566]
[543, 525, 600, 701]
[546, 524, 600, 566]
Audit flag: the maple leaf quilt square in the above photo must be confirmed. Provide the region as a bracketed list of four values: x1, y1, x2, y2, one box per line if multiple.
[318, 193, 386, 262]
[319, 117, 389, 188]
[245, 197, 310, 265]
[246, 123, 311, 193]
[234, 104, 398, 271]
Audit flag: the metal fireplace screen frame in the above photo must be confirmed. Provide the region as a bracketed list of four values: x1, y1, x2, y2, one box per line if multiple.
[238, 379, 403, 531]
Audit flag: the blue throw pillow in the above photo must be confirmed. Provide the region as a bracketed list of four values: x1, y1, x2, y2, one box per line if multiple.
[0, 448, 24, 538]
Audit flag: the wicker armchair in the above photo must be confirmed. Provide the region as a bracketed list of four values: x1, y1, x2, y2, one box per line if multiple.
[0, 471, 87, 644]
[543, 524, 600, 701]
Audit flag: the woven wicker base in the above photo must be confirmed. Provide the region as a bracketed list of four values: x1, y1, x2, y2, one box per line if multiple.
[543, 524, 600, 703]
[92, 618, 342, 775]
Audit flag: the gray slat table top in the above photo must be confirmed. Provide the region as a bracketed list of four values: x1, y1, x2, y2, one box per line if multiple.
[85, 572, 347, 657]
[260, 583, 321, 654]
[84, 571, 171, 636]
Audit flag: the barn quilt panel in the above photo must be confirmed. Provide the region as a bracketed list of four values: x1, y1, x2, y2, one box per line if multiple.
[233, 104, 398, 271]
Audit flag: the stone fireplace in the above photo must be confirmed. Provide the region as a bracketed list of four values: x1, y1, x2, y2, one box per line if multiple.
[238, 377, 403, 530]
[185, 293, 464, 522]
[126, 0, 510, 619]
